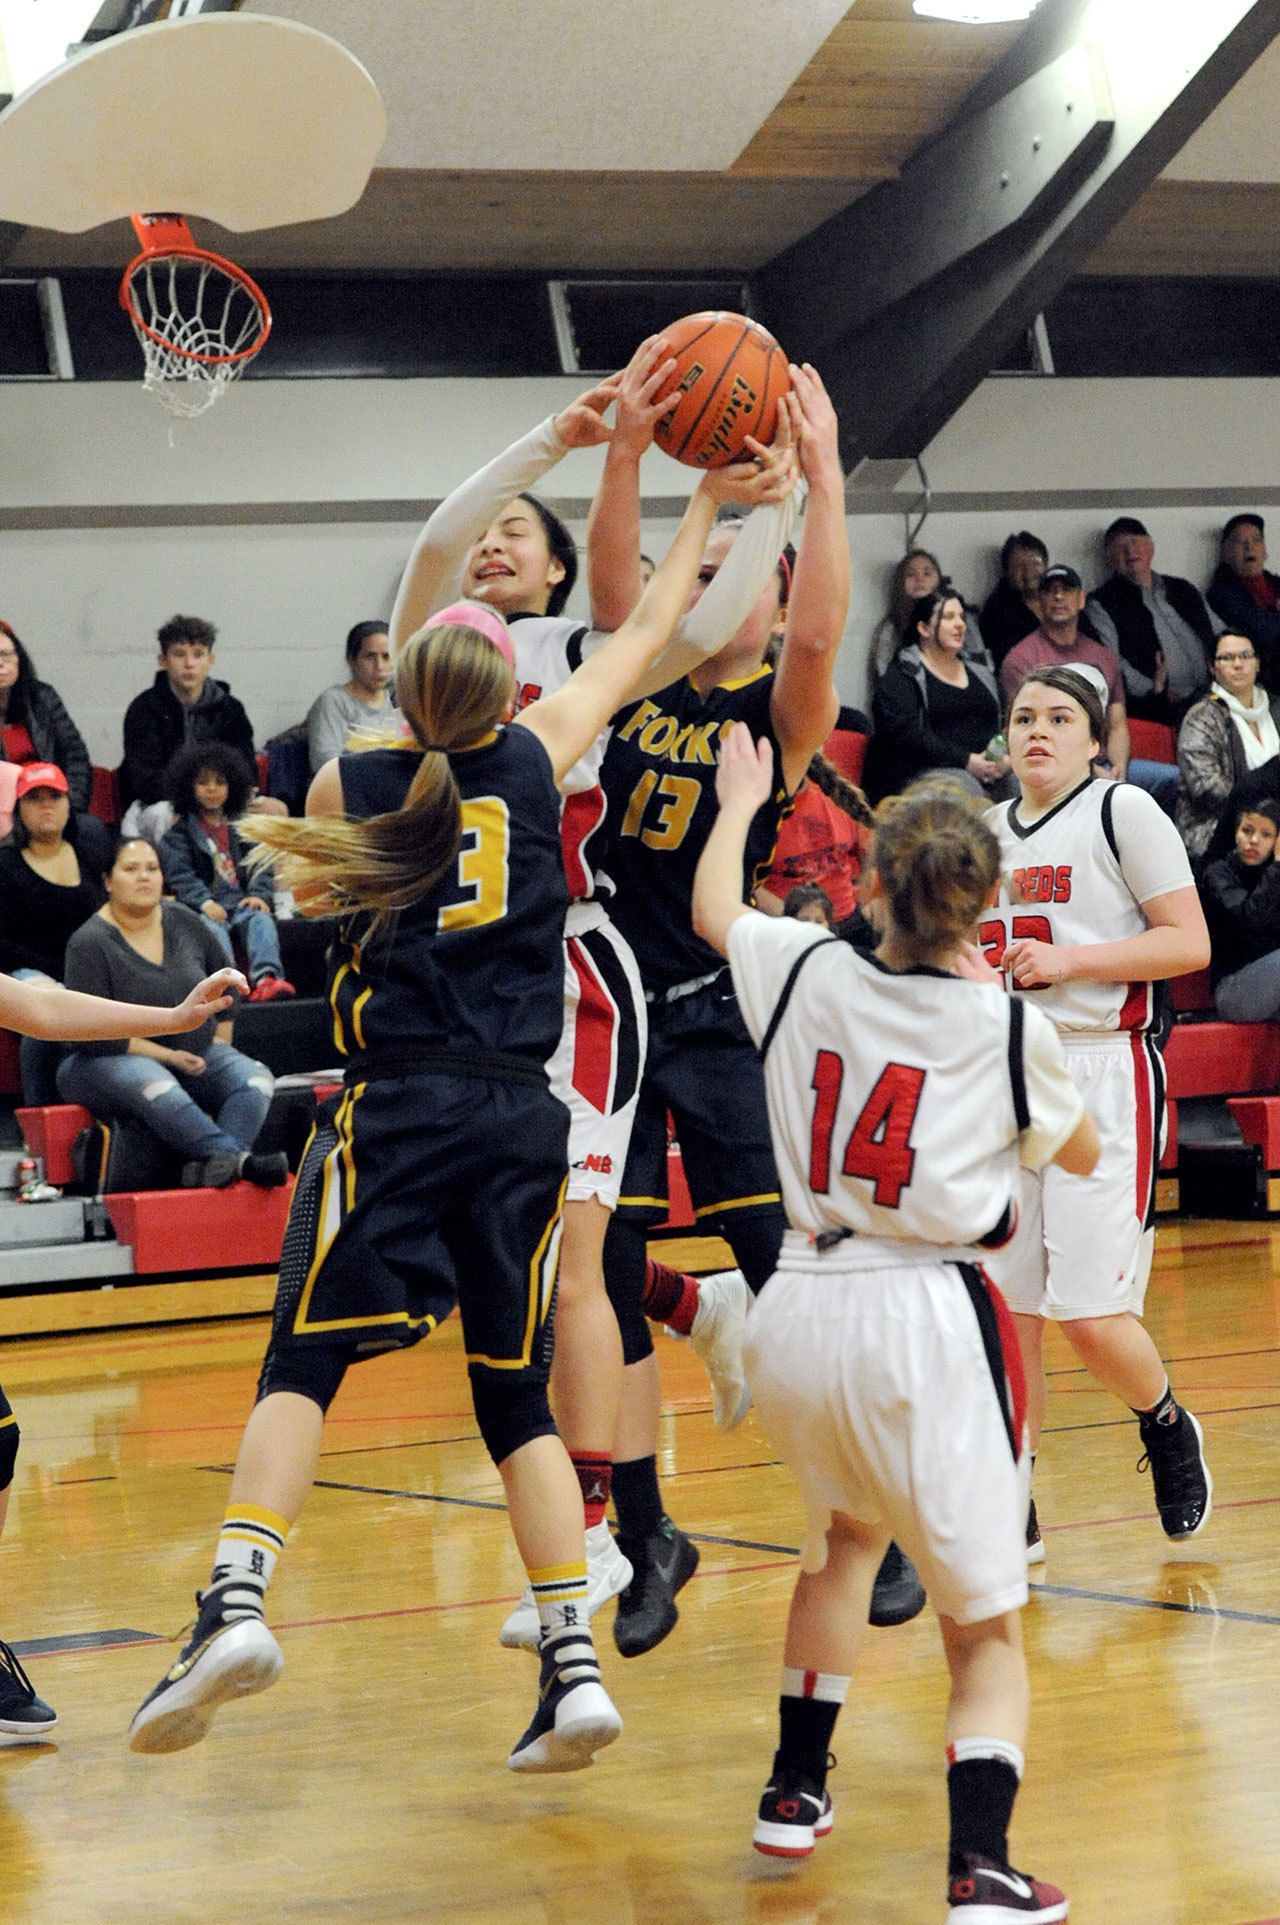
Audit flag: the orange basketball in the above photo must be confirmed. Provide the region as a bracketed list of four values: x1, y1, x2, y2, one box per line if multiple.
[651, 312, 791, 469]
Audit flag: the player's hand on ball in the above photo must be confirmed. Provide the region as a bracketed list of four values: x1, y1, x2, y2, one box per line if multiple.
[1003, 939, 1068, 989]
[702, 410, 799, 508]
[785, 363, 841, 485]
[715, 721, 774, 814]
[554, 375, 623, 450]
[611, 335, 680, 454]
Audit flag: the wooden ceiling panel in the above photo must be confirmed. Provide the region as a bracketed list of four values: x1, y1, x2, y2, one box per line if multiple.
[732, 2, 1022, 179]
[1083, 181, 1280, 278]
[6, 170, 872, 277]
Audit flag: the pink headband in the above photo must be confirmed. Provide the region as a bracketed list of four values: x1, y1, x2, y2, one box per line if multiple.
[422, 600, 515, 669]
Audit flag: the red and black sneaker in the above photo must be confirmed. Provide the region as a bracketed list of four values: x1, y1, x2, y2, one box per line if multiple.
[752, 1765, 835, 1859]
[248, 975, 296, 1003]
[947, 1851, 1068, 1921]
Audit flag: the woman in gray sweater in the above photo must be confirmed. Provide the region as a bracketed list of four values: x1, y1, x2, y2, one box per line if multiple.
[305, 621, 402, 772]
[57, 838, 286, 1188]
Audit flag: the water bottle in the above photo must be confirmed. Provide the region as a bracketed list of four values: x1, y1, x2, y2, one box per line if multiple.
[985, 732, 1008, 762]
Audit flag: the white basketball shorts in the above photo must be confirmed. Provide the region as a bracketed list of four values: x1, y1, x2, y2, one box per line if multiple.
[546, 902, 647, 1209]
[743, 1239, 1030, 1626]
[984, 1031, 1163, 1322]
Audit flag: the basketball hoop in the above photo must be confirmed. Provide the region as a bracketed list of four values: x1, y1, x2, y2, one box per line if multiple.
[119, 213, 271, 419]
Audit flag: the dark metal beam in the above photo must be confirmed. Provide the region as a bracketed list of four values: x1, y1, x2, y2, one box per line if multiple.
[752, 0, 1280, 471]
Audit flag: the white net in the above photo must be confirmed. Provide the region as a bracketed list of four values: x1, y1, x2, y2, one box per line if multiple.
[124, 252, 269, 420]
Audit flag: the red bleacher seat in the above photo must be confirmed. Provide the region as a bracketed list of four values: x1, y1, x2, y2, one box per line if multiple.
[1164, 1021, 1280, 1100]
[1226, 1097, 1280, 1167]
[1171, 968, 1214, 1015]
[17, 1103, 93, 1185]
[1128, 719, 1177, 765]
[105, 1180, 293, 1274]
[89, 765, 122, 826]
[822, 728, 868, 787]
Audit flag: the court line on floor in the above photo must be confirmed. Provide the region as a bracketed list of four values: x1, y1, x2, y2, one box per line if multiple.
[1035, 1582, 1280, 1628]
[11, 1557, 797, 1661]
[1044, 1398, 1280, 1435]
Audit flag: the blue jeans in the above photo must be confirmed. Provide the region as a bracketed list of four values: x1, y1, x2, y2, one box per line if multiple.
[7, 969, 64, 1106]
[1215, 953, 1280, 1024]
[1127, 760, 1180, 816]
[206, 901, 284, 984]
[57, 1040, 275, 1162]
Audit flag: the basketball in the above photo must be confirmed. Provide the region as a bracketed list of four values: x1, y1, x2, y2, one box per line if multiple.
[651, 312, 791, 469]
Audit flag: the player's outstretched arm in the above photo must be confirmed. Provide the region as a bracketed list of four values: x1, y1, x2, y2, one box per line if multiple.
[388, 377, 621, 652]
[585, 335, 680, 631]
[0, 968, 246, 1043]
[517, 473, 725, 785]
[770, 365, 849, 791]
[692, 722, 775, 957]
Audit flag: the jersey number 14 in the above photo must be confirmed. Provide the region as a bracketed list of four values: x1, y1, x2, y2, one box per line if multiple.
[809, 1052, 926, 1208]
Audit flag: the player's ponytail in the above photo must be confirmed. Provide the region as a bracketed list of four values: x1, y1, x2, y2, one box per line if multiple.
[872, 788, 1001, 961]
[242, 615, 516, 926]
[804, 751, 875, 829]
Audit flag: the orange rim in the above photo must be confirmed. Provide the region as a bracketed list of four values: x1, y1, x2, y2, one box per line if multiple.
[118, 242, 272, 369]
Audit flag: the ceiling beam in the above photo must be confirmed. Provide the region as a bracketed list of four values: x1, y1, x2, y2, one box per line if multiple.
[752, 0, 1280, 472]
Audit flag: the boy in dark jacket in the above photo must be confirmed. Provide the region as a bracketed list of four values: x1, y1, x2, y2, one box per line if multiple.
[1199, 796, 1280, 1022]
[121, 614, 258, 809]
[160, 743, 294, 1001]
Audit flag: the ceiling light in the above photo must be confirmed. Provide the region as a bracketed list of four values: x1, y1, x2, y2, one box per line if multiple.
[913, 1, 1043, 21]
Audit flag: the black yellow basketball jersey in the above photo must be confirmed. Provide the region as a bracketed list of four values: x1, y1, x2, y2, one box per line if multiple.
[330, 729, 568, 1066]
[601, 665, 790, 992]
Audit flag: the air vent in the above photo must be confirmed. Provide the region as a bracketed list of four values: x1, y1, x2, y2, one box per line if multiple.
[551, 279, 752, 373]
[0, 278, 72, 378]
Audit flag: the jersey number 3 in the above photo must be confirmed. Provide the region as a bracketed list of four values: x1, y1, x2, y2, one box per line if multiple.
[809, 1052, 927, 1208]
[438, 796, 511, 932]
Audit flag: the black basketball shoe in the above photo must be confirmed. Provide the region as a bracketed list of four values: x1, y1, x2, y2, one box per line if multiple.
[869, 1541, 927, 1627]
[613, 1514, 699, 1657]
[128, 1582, 282, 1754]
[1138, 1404, 1212, 1539]
[753, 1757, 835, 1858]
[0, 1640, 56, 1739]
[946, 1850, 1068, 1920]
[507, 1626, 622, 1773]
[1026, 1495, 1045, 1568]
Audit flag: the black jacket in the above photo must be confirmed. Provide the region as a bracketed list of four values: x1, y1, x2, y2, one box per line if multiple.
[1207, 563, 1280, 688]
[120, 674, 256, 808]
[0, 817, 112, 977]
[1091, 572, 1216, 724]
[1199, 850, 1280, 983]
[6, 681, 94, 812]
[864, 644, 1003, 802]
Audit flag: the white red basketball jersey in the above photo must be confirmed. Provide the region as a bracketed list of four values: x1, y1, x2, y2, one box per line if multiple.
[727, 916, 1083, 1255]
[509, 613, 612, 902]
[983, 779, 1193, 1034]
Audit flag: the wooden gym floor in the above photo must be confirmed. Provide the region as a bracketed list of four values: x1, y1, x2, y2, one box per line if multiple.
[2, 1221, 1280, 1924]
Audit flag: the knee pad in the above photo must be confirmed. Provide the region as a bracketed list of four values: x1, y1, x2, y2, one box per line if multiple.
[255, 1341, 349, 1416]
[0, 1411, 19, 1492]
[469, 1372, 555, 1467]
[603, 1216, 654, 1366]
[721, 1208, 785, 1295]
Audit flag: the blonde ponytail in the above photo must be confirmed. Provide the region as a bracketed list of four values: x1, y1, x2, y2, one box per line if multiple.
[871, 788, 1001, 960]
[242, 623, 515, 926]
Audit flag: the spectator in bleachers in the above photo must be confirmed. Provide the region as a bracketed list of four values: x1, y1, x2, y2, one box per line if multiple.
[304, 621, 402, 774]
[120, 616, 284, 823]
[978, 530, 1048, 668]
[1207, 513, 1280, 690]
[160, 745, 295, 1002]
[1086, 517, 1221, 725]
[757, 752, 873, 923]
[1176, 632, 1279, 865]
[865, 586, 1012, 803]
[1199, 798, 1280, 1022]
[0, 621, 93, 812]
[781, 882, 834, 928]
[0, 763, 113, 1102]
[869, 547, 989, 685]
[57, 837, 286, 1190]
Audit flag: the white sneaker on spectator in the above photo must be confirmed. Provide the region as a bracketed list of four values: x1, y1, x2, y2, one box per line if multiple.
[499, 1521, 633, 1652]
[687, 1270, 751, 1430]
